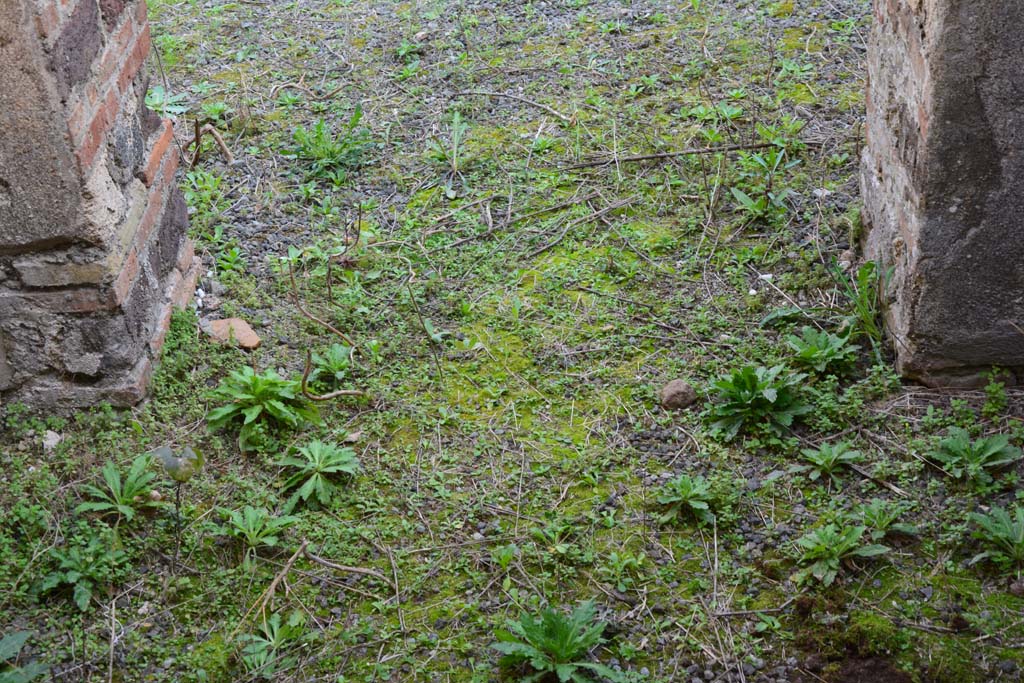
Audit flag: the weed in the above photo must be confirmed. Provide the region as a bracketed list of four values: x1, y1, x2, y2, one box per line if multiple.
[708, 365, 810, 440]
[277, 440, 359, 512]
[656, 474, 714, 525]
[426, 111, 470, 196]
[931, 428, 1021, 488]
[238, 611, 310, 678]
[982, 371, 1008, 419]
[599, 551, 647, 592]
[75, 455, 159, 524]
[530, 519, 582, 563]
[968, 506, 1024, 575]
[218, 506, 299, 567]
[790, 441, 863, 486]
[206, 367, 319, 452]
[200, 100, 231, 123]
[786, 326, 859, 374]
[146, 85, 189, 116]
[309, 343, 354, 387]
[0, 631, 47, 682]
[39, 524, 127, 611]
[855, 499, 918, 542]
[793, 524, 888, 586]
[731, 147, 798, 225]
[215, 246, 246, 275]
[292, 108, 372, 181]
[836, 261, 886, 360]
[491, 600, 628, 683]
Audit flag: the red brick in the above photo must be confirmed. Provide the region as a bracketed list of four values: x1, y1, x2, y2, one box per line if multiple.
[67, 98, 90, 144]
[102, 86, 119, 125]
[85, 81, 100, 108]
[174, 257, 199, 309]
[175, 237, 195, 273]
[35, 3, 60, 41]
[76, 105, 108, 171]
[149, 284, 177, 355]
[112, 246, 140, 305]
[117, 24, 150, 93]
[2, 287, 115, 314]
[114, 172, 171, 304]
[97, 18, 135, 89]
[135, 0, 147, 27]
[142, 120, 174, 186]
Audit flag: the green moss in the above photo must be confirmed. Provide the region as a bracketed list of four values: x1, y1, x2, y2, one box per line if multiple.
[843, 611, 908, 657]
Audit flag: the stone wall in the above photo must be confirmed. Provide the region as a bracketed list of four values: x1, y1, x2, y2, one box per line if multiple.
[862, 0, 1024, 386]
[0, 0, 195, 407]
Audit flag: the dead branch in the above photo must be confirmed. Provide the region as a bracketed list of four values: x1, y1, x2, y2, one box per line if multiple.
[186, 122, 235, 167]
[288, 259, 356, 346]
[527, 195, 639, 258]
[560, 142, 777, 170]
[303, 544, 394, 587]
[301, 349, 364, 401]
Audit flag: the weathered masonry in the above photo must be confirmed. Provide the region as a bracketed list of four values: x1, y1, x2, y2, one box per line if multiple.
[862, 1, 1024, 386]
[0, 0, 195, 407]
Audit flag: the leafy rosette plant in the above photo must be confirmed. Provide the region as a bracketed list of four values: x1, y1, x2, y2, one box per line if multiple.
[491, 600, 628, 683]
[708, 364, 811, 440]
[207, 366, 319, 451]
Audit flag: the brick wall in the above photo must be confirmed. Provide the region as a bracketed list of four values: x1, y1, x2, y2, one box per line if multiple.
[0, 0, 195, 407]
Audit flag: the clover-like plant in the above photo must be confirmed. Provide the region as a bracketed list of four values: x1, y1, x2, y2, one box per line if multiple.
[207, 367, 319, 452]
[785, 326, 859, 374]
[491, 600, 628, 683]
[75, 455, 159, 524]
[219, 506, 299, 568]
[790, 441, 864, 486]
[708, 364, 810, 439]
[968, 505, 1024, 575]
[931, 428, 1021, 488]
[277, 440, 359, 512]
[793, 524, 888, 586]
[656, 474, 715, 525]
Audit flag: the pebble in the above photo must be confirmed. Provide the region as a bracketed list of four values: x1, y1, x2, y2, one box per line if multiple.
[201, 317, 261, 349]
[41, 430, 62, 452]
[660, 379, 699, 410]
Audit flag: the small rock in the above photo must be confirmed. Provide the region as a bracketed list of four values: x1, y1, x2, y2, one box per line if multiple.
[1009, 580, 1024, 597]
[838, 249, 855, 271]
[998, 660, 1017, 674]
[203, 318, 261, 349]
[660, 379, 698, 410]
[41, 430, 62, 452]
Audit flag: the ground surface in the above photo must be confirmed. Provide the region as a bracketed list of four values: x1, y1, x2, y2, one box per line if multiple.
[2, 0, 1024, 681]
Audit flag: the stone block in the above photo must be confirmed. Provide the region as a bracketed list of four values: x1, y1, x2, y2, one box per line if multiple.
[862, 0, 1024, 386]
[0, 0, 83, 251]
